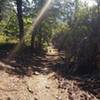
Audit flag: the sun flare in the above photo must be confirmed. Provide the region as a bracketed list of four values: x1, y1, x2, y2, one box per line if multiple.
[7, 0, 52, 60]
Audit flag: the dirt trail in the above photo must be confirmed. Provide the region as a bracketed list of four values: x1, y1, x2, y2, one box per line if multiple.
[0, 46, 99, 100]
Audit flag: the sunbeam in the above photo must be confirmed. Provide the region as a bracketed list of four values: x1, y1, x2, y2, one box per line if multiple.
[7, 0, 52, 60]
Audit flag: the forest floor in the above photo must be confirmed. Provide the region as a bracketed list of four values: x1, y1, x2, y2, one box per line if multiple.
[0, 44, 100, 100]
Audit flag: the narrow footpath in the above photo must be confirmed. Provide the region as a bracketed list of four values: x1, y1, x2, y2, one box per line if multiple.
[0, 46, 99, 100]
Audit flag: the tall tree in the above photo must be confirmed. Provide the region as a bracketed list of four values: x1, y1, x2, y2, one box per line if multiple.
[16, 0, 24, 42]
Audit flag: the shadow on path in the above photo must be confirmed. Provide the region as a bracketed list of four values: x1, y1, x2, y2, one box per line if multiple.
[0, 43, 100, 99]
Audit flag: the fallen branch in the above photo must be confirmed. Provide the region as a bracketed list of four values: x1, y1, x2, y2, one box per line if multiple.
[0, 61, 15, 70]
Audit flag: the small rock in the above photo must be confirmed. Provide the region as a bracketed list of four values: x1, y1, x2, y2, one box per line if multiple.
[34, 97, 38, 100]
[7, 97, 11, 100]
[56, 96, 62, 100]
[45, 85, 50, 89]
[34, 71, 39, 75]
[27, 67, 33, 76]
[10, 60, 16, 64]
[27, 87, 33, 94]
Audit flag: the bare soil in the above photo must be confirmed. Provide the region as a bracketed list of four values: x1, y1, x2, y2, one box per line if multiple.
[0, 46, 100, 100]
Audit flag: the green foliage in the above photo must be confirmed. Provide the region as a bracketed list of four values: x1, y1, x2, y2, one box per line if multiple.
[0, 0, 100, 64]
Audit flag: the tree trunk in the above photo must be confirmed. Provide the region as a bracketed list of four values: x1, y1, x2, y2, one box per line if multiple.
[0, 8, 2, 21]
[97, 0, 100, 15]
[16, 0, 24, 42]
[31, 32, 35, 51]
